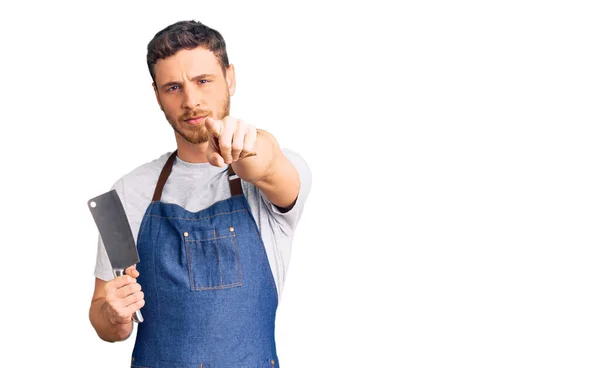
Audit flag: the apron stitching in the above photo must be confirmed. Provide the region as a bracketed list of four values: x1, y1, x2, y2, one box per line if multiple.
[152, 218, 164, 363]
[191, 281, 242, 291]
[246, 211, 279, 301]
[185, 234, 195, 289]
[146, 209, 248, 221]
[185, 235, 236, 241]
[137, 203, 154, 243]
[214, 229, 224, 286]
[232, 232, 243, 285]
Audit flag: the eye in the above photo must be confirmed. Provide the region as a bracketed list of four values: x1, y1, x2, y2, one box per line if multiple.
[167, 85, 180, 92]
[199, 79, 209, 84]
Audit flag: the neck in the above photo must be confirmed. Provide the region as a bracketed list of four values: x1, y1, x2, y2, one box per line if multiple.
[174, 134, 210, 163]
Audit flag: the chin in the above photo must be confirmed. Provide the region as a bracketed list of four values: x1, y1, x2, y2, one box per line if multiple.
[181, 130, 210, 144]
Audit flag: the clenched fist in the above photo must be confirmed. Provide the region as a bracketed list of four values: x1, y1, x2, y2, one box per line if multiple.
[205, 116, 257, 167]
[103, 266, 144, 325]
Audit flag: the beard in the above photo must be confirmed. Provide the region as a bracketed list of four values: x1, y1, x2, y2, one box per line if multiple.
[164, 93, 230, 144]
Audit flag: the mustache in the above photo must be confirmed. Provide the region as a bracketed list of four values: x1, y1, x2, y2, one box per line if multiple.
[181, 110, 211, 120]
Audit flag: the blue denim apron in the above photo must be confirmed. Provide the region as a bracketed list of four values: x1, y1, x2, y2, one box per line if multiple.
[131, 151, 280, 368]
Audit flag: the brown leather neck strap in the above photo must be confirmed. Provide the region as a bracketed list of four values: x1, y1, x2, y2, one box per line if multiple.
[152, 151, 178, 201]
[152, 150, 243, 201]
[227, 164, 243, 196]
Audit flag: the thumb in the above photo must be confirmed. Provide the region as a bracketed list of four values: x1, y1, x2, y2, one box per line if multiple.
[208, 150, 225, 168]
[125, 265, 139, 279]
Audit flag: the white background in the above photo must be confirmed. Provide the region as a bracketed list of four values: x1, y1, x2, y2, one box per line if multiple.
[1, 0, 599, 367]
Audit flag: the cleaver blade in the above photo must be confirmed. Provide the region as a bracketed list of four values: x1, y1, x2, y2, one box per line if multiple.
[88, 189, 144, 323]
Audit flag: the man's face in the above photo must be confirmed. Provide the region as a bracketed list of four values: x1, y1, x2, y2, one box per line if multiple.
[153, 47, 235, 144]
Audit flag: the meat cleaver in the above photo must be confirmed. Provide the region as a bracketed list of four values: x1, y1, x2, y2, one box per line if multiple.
[87, 189, 144, 323]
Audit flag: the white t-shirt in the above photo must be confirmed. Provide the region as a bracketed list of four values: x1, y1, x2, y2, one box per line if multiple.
[94, 149, 311, 299]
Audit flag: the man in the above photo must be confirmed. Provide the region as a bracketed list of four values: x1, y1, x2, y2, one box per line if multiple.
[89, 20, 311, 368]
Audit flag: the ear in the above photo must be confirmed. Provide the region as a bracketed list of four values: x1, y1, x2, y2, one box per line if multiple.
[152, 82, 164, 111]
[225, 64, 236, 96]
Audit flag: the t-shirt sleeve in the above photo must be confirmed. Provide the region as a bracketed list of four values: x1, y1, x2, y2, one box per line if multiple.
[257, 149, 312, 234]
[93, 178, 125, 281]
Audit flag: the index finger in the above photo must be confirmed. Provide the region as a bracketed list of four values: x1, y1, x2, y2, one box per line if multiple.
[205, 117, 222, 138]
[110, 273, 137, 288]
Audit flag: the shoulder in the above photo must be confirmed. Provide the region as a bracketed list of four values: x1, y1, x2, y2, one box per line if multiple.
[281, 147, 307, 164]
[241, 148, 311, 194]
[110, 152, 173, 197]
[281, 148, 311, 182]
[242, 147, 312, 228]
[125, 152, 172, 181]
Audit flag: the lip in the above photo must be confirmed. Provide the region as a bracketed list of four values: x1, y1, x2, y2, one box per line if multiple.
[184, 116, 207, 125]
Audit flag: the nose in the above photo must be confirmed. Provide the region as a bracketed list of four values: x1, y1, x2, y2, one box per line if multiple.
[182, 84, 202, 110]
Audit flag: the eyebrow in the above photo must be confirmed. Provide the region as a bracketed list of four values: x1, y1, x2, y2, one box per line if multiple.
[159, 74, 216, 90]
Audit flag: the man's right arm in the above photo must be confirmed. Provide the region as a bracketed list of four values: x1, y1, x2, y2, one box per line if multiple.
[89, 267, 144, 342]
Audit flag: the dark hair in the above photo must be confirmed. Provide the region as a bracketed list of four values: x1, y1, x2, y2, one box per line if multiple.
[146, 20, 229, 83]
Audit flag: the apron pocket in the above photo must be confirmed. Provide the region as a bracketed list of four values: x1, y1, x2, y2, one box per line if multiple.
[184, 227, 243, 290]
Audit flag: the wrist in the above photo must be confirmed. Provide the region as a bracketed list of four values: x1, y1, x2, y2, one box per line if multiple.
[101, 301, 129, 327]
[101, 301, 117, 326]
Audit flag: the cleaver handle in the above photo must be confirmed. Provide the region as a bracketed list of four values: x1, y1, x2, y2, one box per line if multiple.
[113, 268, 144, 323]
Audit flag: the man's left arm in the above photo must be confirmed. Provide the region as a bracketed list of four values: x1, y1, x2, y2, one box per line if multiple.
[205, 117, 300, 210]
[233, 129, 300, 211]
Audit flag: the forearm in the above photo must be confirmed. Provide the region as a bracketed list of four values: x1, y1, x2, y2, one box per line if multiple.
[232, 129, 300, 209]
[89, 298, 133, 342]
